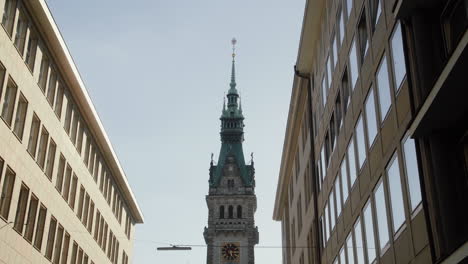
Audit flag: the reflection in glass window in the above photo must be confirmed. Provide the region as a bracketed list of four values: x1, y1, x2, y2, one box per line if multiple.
[356, 115, 366, 169]
[365, 88, 378, 146]
[330, 190, 336, 231]
[376, 55, 392, 121]
[335, 178, 342, 217]
[349, 38, 359, 89]
[370, 0, 382, 30]
[341, 159, 349, 203]
[322, 75, 327, 106]
[325, 202, 330, 242]
[374, 180, 390, 251]
[346, 233, 355, 264]
[387, 155, 406, 233]
[354, 219, 365, 264]
[333, 34, 338, 68]
[321, 146, 326, 180]
[346, 0, 353, 19]
[339, 8, 345, 46]
[348, 137, 357, 187]
[327, 56, 333, 86]
[403, 138, 422, 211]
[340, 246, 346, 264]
[363, 201, 376, 263]
[391, 23, 407, 91]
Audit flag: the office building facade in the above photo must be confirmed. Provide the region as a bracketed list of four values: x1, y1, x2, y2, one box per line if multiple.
[0, 0, 144, 263]
[273, 0, 467, 263]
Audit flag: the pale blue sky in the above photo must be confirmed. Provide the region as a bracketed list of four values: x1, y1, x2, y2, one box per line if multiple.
[46, 0, 304, 263]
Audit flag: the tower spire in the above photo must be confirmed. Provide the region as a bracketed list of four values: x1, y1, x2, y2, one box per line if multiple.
[230, 38, 237, 88]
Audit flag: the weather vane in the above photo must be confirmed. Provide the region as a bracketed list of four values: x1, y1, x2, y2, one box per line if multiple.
[231, 38, 237, 58]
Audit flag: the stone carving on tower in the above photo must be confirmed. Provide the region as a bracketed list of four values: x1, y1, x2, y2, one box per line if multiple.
[204, 39, 259, 264]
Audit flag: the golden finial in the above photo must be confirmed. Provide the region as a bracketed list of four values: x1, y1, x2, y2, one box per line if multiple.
[231, 38, 237, 58]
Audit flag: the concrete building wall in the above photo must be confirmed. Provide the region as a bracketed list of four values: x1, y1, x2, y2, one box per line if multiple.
[0, 0, 143, 263]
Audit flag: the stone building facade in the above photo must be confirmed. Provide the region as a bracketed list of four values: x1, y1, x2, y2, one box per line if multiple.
[204, 47, 259, 264]
[273, 0, 468, 263]
[0, 0, 143, 263]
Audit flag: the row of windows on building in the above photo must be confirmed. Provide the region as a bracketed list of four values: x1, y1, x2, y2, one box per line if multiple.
[0, 157, 129, 264]
[318, 137, 422, 262]
[318, 0, 392, 109]
[316, 20, 406, 194]
[0, 60, 132, 240]
[219, 205, 243, 219]
[1, 0, 130, 227]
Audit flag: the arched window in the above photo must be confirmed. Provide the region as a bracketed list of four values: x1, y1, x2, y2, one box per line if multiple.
[237, 205, 242, 218]
[228, 205, 234, 219]
[220, 206, 225, 219]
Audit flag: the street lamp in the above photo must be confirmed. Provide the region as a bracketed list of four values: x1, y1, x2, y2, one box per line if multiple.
[157, 245, 192, 251]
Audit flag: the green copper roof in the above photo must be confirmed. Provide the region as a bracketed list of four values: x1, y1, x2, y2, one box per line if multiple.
[209, 44, 254, 188]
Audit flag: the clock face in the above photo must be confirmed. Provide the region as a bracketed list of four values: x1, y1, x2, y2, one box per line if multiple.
[221, 243, 240, 261]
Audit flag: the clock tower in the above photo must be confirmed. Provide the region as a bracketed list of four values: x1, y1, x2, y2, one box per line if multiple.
[204, 39, 259, 264]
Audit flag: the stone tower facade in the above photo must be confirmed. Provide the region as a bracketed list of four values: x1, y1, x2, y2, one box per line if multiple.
[204, 41, 259, 264]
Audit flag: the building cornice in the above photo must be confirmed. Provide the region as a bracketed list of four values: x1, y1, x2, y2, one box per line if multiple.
[273, 74, 308, 220]
[26, 0, 144, 223]
[273, 0, 325, 221]
[295, 0, 326, 74]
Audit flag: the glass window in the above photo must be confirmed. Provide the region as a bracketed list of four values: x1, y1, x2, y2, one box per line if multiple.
[321, 146, 326, 180]
[38, 55, 49, 92]
[45, 140, 56, 179]
[53, 225, 64, 264]
[340, 246, 346, 264]
[365, 88, 378, 146]
[34, 205, 47, 249]
[333, 34, 338, 68]
[24, 195, 38, 242]
[325, 202, 330, 242]
[327, 56, 333, 86]
[54, 83, 64, 118]
[320, 215, 325, 247]
[37, 127, 49, 169]
[374, 180, 390, 251]
[63, 165, 72, 201]
[363, 201, 376, 263]
[336, 93, 343, 132]
[376, 55, 392, 121]
[341, 158, 349, 203]
[69, 174, 78, 209]
[330, 190, 336, 231]
[1, 0, 17, 36]
[27, 114, 41, 156]
[1, 79, 18, 126]
[47, 69, 57, 106]
[370, 0, 382, 31]
[25, 31, 38, 71]
[347, 232, 355, 264]
[387, 155, 406, 233]
[322, 75, 327, 106]
[349, 38, 359, 89]
[339, 8, 345, 45]
[357, 10, 369, 63]
[354, 219, 365, 264]
[356, 115, 366, 169]
[335, 177, 342, 217]
[13, 93, 28, 140]
[13, 9, 28, 54]
[391, 23, 406, 91]
[346, 0, 353, 19]
[348, 137, 357, 186]
[45, 217, 57, 260]
[402, 138, 422, 211]
[0, 167, 16, 219]
[13, 184, 29, 233]
[55, 155, 66, 192]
